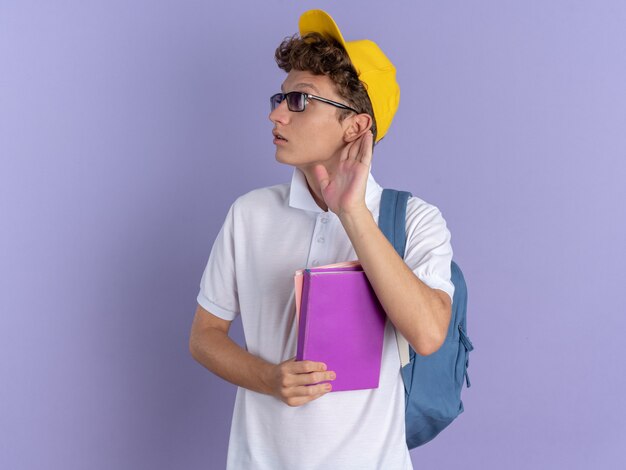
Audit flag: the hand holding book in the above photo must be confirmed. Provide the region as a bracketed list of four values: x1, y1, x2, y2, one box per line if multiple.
[294, 261, 387, 392]
[264, 356, 337, 407]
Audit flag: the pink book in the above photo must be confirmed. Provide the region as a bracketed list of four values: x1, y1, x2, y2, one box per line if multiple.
[294, 262, 387, 392]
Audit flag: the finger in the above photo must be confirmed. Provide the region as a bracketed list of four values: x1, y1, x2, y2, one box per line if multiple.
[311, 164, 330, 192]
[292, 370, 337, 386]
[360, 131, 374, 167]
[288, 382, 333, 398]
[303, 392, 327, 404]
[343, 133, 364, 164]
[348, 135, 363, 161]
[291, 360, 327, 374]
[339, 139, 357, 162]
[286, 392, 327, 407]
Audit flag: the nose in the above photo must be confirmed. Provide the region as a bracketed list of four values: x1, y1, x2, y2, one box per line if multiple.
[268, 98, 290, 125]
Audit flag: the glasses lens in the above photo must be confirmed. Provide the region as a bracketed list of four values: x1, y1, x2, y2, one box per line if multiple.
[286, 92, 305, 112]
[270, 93, 283, 111]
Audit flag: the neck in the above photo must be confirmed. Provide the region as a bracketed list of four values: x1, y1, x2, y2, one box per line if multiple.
[301, 169, 328, 212]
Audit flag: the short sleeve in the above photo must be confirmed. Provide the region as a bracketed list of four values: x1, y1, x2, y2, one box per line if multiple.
[403, 199, 455, 304]
[196, 202, 240, 321]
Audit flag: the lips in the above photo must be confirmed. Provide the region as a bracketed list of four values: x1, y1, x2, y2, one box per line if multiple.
[273, 131, 288, 142]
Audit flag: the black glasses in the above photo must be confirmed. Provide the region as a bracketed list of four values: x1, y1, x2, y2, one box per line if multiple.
[270, 91, 359, 114]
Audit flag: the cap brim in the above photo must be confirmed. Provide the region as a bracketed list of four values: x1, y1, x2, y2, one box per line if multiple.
[299, 9, 348, 51]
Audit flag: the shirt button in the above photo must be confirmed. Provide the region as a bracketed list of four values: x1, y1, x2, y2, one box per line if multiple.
[320, 218, 328, 224]
[312, 260, 319, 266]
[317, 237, 325, 243]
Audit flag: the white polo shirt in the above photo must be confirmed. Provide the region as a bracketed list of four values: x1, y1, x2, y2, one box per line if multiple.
[197, 167, 454, 470]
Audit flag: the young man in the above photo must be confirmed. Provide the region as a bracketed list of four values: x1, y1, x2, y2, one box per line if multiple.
[189, 9, 454, 469]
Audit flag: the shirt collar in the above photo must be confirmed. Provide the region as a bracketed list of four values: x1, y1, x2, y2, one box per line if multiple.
[288, 167, 382, 214]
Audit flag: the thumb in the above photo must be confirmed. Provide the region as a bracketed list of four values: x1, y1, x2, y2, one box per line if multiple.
[312, 165, 330, 192]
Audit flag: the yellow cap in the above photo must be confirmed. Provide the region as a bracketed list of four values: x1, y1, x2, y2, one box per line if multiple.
[298, 9, 400, 143]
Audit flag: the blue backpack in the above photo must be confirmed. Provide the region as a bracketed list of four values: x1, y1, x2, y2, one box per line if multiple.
[378, 189, 474, 449]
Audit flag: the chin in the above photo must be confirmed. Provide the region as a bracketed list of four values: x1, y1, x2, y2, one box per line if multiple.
[274, 151, 287, 164]
[274, 149, 297, 166]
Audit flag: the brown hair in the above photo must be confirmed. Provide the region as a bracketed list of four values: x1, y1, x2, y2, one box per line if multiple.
[274, 32, 378, 145]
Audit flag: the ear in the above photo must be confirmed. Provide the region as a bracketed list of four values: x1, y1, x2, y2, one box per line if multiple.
[343, 113, 373, 143]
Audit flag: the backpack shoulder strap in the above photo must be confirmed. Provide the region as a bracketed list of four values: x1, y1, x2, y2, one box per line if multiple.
[379, 189, 412, 368]
[379, 189, 411, 255]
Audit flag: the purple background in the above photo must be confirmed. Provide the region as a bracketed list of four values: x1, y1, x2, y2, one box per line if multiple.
[1, 1, 625, 469]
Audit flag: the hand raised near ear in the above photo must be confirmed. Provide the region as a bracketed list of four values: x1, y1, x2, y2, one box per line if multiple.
[312, 130, 374, 218]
